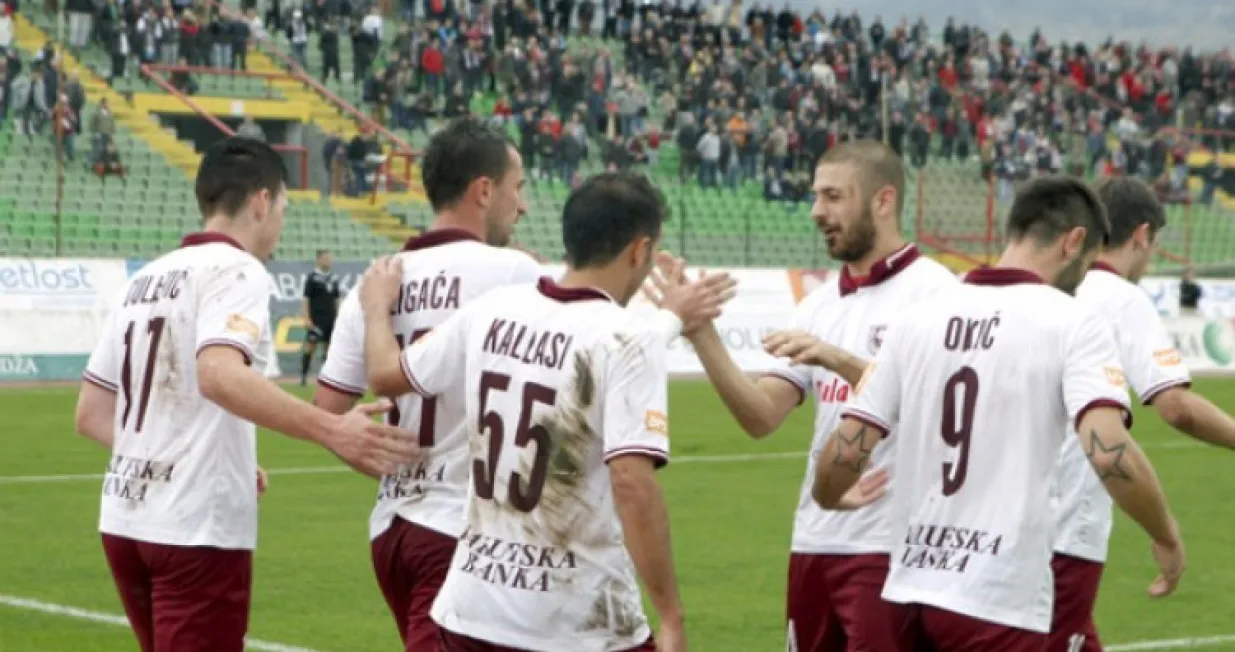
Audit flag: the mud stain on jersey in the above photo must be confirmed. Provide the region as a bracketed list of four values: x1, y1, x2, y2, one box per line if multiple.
[527, 350, 596, 548]
[581, 579, 643, 639]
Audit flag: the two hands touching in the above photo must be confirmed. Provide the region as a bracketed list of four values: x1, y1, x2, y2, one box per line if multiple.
[642, 254, 886, 513]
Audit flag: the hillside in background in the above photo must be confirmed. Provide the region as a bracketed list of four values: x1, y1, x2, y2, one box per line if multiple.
[806, 0, 1235, 51]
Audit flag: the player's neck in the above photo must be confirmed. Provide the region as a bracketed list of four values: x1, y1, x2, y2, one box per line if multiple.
[846, 235, 909, 278]
[994, 247, 1056, 284]
[428, 209, 485, 241]
[1095, 253, 1132, 280]
[557, 269, 623, 304]
[199, 216, 257, 252]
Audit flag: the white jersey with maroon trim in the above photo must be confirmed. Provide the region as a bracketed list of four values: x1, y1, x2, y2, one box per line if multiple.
[82, 232, 272, 550]
[402, 277, 669, 652]
[1053, 263, 1191, 563]
[843, 267, 1132, 633]
[318, 228, 543, 540]
[768, 244, 957, 555]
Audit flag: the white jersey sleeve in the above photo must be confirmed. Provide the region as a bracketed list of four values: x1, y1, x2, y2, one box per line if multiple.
[1117, 291, 1191, 404]
[602, 326, 670, 466]
[400, 306, 471, 397]
[83, 309, 123, 392]
[195, 261, 270, 365]
[841, 321, 904, 436]
[1064, 314, 1133, 430]
[764, 295, 820, 404]
[317, 291, 366, 396]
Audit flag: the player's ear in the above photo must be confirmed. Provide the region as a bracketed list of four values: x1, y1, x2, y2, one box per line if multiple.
[470, 176, 494, 209]
[1061, 226, 1087, 260]
[1133, 222, 1154, 250]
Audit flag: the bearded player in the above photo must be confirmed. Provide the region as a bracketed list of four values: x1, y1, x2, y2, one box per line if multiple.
[650, 140, 956, 651]
[815, 175, 1183, 651]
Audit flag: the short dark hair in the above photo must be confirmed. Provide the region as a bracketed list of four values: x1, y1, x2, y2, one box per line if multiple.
[817, 140, 906, 216]
[315, 249, 330, 258]
[195, 137, 288, 219]
[420, 117, 515, 212]
[1091, 176, 1167, 247]
[1005, 175, 1110, 252]
[561, 172, 668, 269]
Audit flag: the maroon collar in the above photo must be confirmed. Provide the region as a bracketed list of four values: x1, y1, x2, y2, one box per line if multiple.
[537, 277, 614, 303]
[1090, 261, 1121, 276]
[180, 232, 246, 252]
[963, 267, 1046, 287]
[401, 227, 482, 252]
[838, 244, 920, 297]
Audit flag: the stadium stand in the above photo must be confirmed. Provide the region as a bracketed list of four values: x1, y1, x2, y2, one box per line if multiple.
[2, 0, 1233, 270]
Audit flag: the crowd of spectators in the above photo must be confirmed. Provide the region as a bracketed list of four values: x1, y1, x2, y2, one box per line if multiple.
[0, 0, 1233, 204]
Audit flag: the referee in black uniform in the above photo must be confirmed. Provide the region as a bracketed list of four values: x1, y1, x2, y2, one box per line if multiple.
[301, 249, 343, 385]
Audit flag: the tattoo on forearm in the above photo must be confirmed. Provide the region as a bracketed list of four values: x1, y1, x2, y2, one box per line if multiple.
[1085, 429, 1133, 482]
[832, 425, 874, 474]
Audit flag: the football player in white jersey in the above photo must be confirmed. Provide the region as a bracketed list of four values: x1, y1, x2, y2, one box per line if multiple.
[359, 172, 736, 652]
[73, 138, 419, 652]
[1050, 177, 1235, 652]
[650, 141, 957, 652]
[814, 175, 1185, 652]
[312, 117, 544, 650]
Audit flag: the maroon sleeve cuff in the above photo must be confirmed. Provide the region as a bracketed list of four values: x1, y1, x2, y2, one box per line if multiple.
[82, 370, 118, 393]
[398, 352, 430, 397]
[1140, 380, 1191, 406]
[196, 339, 254, 366]
[761, 371, 807, 406]
[1075, 399, 1134, 431]
[604, 445, 670, 469]
[840, 409, 891, 439]
[317, 376, 365, 398]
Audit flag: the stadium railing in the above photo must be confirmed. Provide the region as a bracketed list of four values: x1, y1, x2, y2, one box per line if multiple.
[138, 64, 311, 191]
[143, 63, 288, 100]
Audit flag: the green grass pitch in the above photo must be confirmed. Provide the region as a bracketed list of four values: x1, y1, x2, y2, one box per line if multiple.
[2, 380, 1235, 651]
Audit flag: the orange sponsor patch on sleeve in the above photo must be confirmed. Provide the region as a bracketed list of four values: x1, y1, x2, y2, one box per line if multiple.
[226, 313, 260, 340]
[644, 410, 668, 436]
[1104, 366, 1127, 388]
[854, 363, 878, 396]
[1153, 348, 1182, 367]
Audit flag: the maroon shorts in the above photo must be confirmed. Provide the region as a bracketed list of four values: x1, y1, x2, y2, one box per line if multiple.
[1048, 554, 1105, 652]
[371, 517, 458, 652]
[101, 533, 252, 652]
[900, 604, 1048, 652]
[438, 628, 656, 651]
[786, 552, 909, 652]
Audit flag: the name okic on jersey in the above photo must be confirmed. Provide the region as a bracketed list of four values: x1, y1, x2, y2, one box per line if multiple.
[768, 245, 957, 555]
[404, 278, 670, 652]
[843, 270, 1131, 633]
[317, 231, 543, 541]
[83, 236, 272, 550]
[1052, 265, 1191, 563]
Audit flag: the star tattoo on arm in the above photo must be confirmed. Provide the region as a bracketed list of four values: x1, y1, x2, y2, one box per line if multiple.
[832, 424, 876, 474]
[1085, 429, 1133, 482]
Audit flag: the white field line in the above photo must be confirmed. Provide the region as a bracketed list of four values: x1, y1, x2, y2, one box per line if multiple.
[0, 592, 1231, 652]
[1108, 634, 1235, 650]
[0, 594, 325, 652]
[0, 442, 1205, 486]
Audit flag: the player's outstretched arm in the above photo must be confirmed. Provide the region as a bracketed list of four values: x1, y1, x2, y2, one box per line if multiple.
[610, 455, 686, 650]
[1077, 406, 1185, 597]
[197, 346, 417, 477]
[1152, 387, 1235, 450]
[358, 257, 414, 397]
[75, 381, 117, 448]
[689, 324, 801, 438]
[812, 416, 884, 509]
[763, 330, 869, 388]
